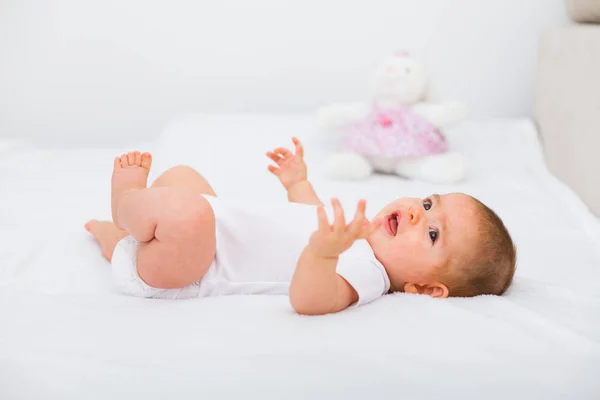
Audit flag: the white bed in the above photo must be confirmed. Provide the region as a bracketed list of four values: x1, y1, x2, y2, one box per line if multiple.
[1, 115, 599, 399]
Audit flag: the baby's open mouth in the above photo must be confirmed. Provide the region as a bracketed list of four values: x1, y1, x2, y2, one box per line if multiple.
[386, 212, 400, 236]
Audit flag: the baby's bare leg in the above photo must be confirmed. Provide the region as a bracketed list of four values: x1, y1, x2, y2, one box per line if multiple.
[111, 152, 153, 230]
[85, 220, 128, 262]
[151, 165, 217, 196]
[112, 153, 216, 289]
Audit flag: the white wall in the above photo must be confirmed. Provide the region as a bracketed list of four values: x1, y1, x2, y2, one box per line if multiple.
[0, 0, 569, 145]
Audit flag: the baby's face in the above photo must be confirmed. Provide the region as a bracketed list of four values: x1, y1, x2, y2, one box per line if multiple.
[367, 193, 479, 291]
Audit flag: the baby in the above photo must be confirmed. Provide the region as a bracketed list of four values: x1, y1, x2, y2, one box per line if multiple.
[86, 138, 516, 315]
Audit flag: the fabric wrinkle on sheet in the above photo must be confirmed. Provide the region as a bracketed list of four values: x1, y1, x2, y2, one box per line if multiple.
[111, 195, 391, 304]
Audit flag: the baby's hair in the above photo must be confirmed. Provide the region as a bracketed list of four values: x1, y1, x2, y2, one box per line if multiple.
[444, 197, 517, 297]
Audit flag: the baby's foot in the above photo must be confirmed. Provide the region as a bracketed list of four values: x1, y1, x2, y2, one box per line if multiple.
[85, 220, 128, 262]
[111, 151, 152, 229]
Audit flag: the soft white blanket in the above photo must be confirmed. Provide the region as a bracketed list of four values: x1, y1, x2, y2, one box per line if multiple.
[0, 115, 599, 399]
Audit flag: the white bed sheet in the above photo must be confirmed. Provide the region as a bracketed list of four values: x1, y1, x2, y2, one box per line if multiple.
[1, 115, 599, 399]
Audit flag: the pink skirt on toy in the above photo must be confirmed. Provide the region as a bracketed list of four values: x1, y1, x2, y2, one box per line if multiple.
[339, 106, 448, 158]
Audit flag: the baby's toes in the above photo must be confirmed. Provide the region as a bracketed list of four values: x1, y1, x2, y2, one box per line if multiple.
[84, 219, 99, 232]
[134, 151, 141, 166]
[127, 152, 137, 165]
[120, 153, 128, 167]
[141, 152, 152, 170]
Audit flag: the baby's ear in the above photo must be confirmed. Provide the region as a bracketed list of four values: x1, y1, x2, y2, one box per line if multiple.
[426, 283, 449, 298]
[403, 283, 420, 294]
[404, 283, 449, 298]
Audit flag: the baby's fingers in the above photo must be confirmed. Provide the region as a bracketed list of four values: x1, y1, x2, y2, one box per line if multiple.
[274, 147, 293, 160]
[348, 200, 367, 236]
[266, 151, 284, 166]
[292, 137, 304, 159]
[331, 198, 346, 232]
[360, 218, 383, 239]
[317, 205, 330, 232]
[267, 165, 280, 176]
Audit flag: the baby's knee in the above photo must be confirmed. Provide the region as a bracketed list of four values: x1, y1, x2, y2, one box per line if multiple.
[154, 165, 202, 186]
[183, 197, 214, 232]
[165, 165, 198, 176]
[152, 166, 216, 196]
[165, 190, 215, 237]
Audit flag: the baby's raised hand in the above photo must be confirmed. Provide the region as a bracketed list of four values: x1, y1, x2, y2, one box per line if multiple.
[309, 198, 382, 258]
[267, 137, 307, 190]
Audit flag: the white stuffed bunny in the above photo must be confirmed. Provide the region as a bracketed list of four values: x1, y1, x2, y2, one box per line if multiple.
[316, 52, 468, 183]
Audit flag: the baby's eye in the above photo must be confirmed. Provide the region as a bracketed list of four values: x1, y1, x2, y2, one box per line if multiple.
[423, 199, 432, 211]
[429, 228, 438, 244]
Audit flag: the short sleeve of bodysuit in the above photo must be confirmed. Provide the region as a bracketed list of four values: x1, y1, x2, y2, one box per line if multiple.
[335, 240, 391, 306]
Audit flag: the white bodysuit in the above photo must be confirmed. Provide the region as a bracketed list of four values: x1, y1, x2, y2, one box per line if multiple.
[111, 195, 391, 306]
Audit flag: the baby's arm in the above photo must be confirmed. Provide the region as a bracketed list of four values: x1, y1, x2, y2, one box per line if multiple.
[290, 247, 358, 315]
[287, 180, 322, 206]
[290, 199, 381, 315]
[267, 137, 323, 206]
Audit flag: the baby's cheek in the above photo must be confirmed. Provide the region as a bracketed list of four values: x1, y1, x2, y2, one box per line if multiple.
[396, 245, 436, 279]
[386, 244, 416, 268]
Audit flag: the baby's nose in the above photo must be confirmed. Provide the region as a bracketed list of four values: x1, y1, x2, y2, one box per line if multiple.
[408, 207, 422, 224]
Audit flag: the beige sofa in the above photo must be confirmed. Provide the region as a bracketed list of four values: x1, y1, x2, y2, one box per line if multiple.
[534, 1, 600, 216]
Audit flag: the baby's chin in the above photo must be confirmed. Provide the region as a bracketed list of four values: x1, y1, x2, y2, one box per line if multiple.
[367, 225, 390, 248]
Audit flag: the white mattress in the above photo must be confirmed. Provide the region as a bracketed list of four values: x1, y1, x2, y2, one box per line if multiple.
[1, 115, 599, 399]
